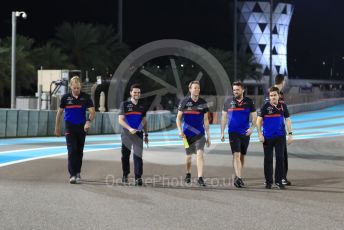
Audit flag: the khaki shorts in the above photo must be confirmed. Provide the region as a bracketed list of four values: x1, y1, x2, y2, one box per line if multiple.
[185, 135, 206, 155]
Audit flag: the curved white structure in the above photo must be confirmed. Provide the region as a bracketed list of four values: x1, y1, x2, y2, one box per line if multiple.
[237, 1, 294, 77]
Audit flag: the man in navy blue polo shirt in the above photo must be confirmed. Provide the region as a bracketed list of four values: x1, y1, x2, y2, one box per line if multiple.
[265, 74, 291, 185]
[55, 76, 95, 184]
[118, 83, 148, 186]
[221, 81, 257, 188]
[176, 80, 211, 187]
[257, 86, 293, 189]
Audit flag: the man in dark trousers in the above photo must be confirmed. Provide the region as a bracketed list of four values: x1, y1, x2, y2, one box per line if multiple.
[265, 74, 291, 186]
[118, 84, 148, 186]
[55, 76, 95, 184]
[257, 86, 293, 189]
[176, 80, 211, 187]
[221, 81, 257, 188]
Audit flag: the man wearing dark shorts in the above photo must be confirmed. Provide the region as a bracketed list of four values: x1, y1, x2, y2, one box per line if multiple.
[176, 81, 211, 187]
[257, 86, 293, 189]
[221, 81, 257, 188]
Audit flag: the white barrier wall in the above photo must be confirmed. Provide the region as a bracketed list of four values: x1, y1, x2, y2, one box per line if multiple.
[0, 110, 171, 138]
[1, 99, 344, 138]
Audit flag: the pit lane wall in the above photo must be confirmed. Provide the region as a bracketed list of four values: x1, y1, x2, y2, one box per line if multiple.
[1, 99, 344, 138]
[287, 98, 344, 114]
[0, 110, 171, 138]
[211, 98, 344, 125]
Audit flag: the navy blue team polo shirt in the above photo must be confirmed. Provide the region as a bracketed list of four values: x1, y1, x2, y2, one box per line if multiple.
[258, 102, 290, 139]
[60, 92, 94, 125]
[119, 100, 146, 131]
[178, 96, 209, 137]
[223, 97, 256, 135]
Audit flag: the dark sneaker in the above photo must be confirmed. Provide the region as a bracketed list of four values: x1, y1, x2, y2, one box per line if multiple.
[135, 178, 143, 186]
[265, 183, 272, 189]
[282, 179, 291, 186]
[184, 173, 191, 184]
[122, 175, 128, 183]
[69, 176, 76, 184]
[234, 176, 242, 188]
[275, 182, 286, 189]
[238, 177, 245, 187]
[197, 177, 206, 187]
[76, 173, 81, 183]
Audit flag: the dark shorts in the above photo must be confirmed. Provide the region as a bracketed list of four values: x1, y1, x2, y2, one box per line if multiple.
[228, 132, 250, 155]
[185, 135, 206, 155]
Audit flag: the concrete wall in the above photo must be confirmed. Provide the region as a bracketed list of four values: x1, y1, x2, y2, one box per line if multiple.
[215, 98, 344, 122]
[0, 109, 171, 138]
[287, 98, 344, 115]
[247, 89, 344, 109]
[1, 99, 343, 138]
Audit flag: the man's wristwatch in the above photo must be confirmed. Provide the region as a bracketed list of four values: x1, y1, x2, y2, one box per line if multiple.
[87, 118, 92, 122]
[288, 132, 293, 135]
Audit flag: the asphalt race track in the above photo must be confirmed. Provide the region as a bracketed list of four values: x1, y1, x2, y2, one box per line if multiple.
[1, 104, 344, 230]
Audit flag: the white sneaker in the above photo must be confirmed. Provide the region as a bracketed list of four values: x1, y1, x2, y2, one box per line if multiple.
[282, 179, 291, 186]
[69, 176, 76, 184]
[76, 173, 81, 182]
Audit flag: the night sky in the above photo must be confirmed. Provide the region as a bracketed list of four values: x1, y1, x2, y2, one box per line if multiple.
[1, 0, 344, 79]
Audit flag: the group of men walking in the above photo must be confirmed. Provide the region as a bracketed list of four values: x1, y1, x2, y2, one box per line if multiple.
[55, 75, 293, 189]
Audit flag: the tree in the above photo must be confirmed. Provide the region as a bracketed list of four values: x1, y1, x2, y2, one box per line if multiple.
[96, 24, 130, 74]
[54, 22, 101, 73]
[208, 48, 234, 82]
[31, 42, 72, 69]
[0, 46, 11, 106]
[237, 53, 262, 82]
[54, 22, 130, 81]
[208, 48, 262, 83]
[0, 35, 36, 107]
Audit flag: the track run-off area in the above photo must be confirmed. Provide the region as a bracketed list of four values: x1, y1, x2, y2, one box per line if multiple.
[1, 104, 344, 167]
